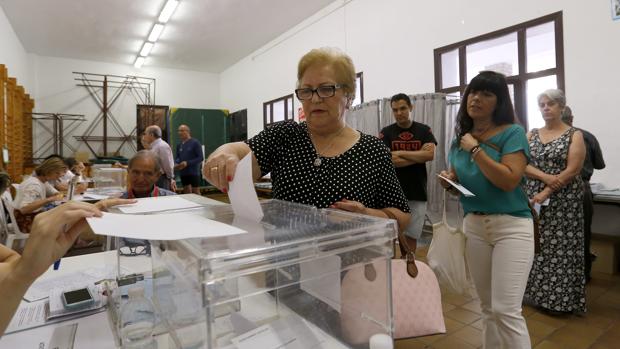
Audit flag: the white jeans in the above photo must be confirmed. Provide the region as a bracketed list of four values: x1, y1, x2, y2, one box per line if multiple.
[404, 200, 427, 239]
[464, 214, 534, 349]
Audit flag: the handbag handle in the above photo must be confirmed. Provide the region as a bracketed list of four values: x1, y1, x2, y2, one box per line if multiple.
[383, 208, 418, 278]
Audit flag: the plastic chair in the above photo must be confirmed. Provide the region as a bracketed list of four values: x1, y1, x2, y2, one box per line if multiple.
[1, 191, 29, 250]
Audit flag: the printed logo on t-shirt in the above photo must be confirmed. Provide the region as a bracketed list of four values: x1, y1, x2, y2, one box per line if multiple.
[399, 131, 414, 141]
[391, 131, 421, 151]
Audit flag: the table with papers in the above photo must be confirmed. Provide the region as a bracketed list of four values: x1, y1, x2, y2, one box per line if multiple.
[0, 251, 351, 349]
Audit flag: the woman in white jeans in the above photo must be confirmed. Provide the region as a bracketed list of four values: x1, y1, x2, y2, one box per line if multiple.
[439, 71, 534, 349]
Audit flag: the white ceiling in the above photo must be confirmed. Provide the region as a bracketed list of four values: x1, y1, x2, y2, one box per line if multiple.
[0, 0, 336, 73]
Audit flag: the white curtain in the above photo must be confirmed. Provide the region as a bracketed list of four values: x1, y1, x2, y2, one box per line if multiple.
[345, 100, 381, 136]
[441, 98, 462, 226]
[409, 94, 448, 220]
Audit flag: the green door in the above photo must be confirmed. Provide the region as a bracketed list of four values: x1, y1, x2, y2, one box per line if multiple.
[169, 108, 230, 185]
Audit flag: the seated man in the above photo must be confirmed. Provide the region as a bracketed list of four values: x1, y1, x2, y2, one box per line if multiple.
[122, 150, 176, 199]
[119, 150, 176, 255]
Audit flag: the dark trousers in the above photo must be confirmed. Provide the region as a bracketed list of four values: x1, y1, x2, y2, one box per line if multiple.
[157, 174, 170, 190]
[583, 181, 593, 279]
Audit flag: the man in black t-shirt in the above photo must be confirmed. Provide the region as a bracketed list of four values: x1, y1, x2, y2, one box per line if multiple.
[379, 94, 437, 245]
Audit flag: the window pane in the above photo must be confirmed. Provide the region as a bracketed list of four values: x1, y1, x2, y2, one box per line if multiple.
[266, 104, 272, 123]
[441, 49, 459, 88]
[466, 32, 518, 81]
[273, 100, 285, 122]
[526, 75, 557, 130]
[507, 84, 515, 107]
[352, 74, 362, 107]
[527, 21, 556, 73]
[286, 97, 294, 120]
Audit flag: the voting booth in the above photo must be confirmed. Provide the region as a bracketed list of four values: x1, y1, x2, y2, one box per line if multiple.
[112, 199, 396, 348]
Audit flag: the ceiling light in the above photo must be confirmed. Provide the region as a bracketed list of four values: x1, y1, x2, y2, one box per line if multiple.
[158, 0, 179, 23]
[148, 24, 165, 42]
[140, 42, 154, 57]
[134, 56, 145, 68]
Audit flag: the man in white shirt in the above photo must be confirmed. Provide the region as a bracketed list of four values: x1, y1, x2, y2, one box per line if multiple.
[142, 125, 176, 191]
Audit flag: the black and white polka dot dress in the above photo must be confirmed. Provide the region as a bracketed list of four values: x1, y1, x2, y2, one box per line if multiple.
[246, 121, 410, 213]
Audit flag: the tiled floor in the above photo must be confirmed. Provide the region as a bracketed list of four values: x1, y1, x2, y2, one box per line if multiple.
[395, 246, 620, 349]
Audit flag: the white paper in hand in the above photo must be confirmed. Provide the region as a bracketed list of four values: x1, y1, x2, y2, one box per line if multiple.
[228, 152, 263, 221]
[437, 174, 475, 197]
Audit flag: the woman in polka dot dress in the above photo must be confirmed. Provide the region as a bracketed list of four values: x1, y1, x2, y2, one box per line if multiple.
[203, 47, 411, 229]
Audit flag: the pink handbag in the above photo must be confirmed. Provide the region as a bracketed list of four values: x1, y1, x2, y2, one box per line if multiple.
[341, 211, 446, 344]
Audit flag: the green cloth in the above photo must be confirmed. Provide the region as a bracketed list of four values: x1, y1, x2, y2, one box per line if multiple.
[448, 124, 531, 218]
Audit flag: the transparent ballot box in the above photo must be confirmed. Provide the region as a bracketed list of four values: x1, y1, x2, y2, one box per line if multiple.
[139, 199, 396, 348]
[92, 167, 126, 194]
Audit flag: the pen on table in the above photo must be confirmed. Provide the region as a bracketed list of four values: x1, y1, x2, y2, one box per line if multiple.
[53, 259, 61, 270]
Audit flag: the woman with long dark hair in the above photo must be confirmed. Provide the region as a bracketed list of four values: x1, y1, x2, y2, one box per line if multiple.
[439, 71, 534, 348]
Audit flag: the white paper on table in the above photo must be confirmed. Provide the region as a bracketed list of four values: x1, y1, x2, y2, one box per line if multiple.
[24, 266, 116, 302]
[230, 316, 325, 349]
[86, 211, 247, 240]
[437, 174, 475, 197]
[1, 304, 114, 349]
[116, 196, 203, 214]
[228, 152, 263, 221]
[83, 193, 109, 200]
[4, 299, 48, 334]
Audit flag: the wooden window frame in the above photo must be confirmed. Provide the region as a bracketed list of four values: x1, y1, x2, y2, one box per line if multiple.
[356, 72, 364, 105]
[263, 94, 294, 129]
[433, 11, 564, 129]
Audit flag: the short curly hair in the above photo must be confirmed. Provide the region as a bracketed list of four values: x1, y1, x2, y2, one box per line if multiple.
[297, 47, 356, 99]
[537, 89, 566, 109]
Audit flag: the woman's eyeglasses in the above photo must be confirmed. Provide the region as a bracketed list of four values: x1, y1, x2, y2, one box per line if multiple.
[295, 84, 344, 100]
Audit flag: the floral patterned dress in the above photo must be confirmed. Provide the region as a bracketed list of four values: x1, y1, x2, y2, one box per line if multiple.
[524, 127, 586, 313]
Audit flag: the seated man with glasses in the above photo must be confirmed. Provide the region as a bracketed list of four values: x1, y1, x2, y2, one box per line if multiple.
[119, 150, 176, 256]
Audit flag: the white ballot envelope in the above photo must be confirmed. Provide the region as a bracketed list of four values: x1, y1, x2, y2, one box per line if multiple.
[437, 174, 475, 197]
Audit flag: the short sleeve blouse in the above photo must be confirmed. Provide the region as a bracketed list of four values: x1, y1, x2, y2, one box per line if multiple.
[14, 176, 47, 211]
[246, 121, 410, 212]
[449, 124, 531, 218]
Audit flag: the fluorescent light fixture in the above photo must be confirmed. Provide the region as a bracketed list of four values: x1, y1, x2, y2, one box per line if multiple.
[140, 42, 154, 57]
[134, 56, 145, 68]
[148, 24, 165, 42]
[158, 0, 179, 23]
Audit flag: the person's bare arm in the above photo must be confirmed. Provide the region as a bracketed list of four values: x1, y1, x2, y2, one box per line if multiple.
[391, 143, 436, 167]
[75, 183, 88, 195]
[474, 151, 528, 192]
[548, 131, 586, 190]
[0, 245, 20, 284]
[461, 133, 526, 192]
[0, 202, 103, 336]
[330, 199, 411, 232]
[202, 142, 261, 191]
[18, 194, 62, 214]
[525, 164, 555, 185]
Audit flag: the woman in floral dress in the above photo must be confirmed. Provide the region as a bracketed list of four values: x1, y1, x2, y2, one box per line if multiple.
[524, 89, 586, 314]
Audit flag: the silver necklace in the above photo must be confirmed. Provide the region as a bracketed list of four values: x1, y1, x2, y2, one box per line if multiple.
[309, 125, 346, 167]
